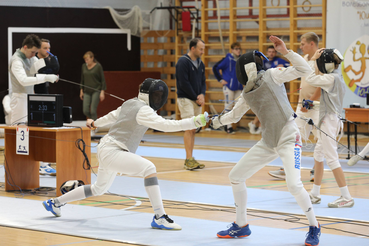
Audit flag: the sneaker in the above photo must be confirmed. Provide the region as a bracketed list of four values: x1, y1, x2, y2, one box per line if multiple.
[328, 196, 354, 208]
[195, 127, 202, 133]
[42, 199, 61, 217]
[192, 157, 205, 169]
[310, 169, 315, 182]
[227, 127, 235, 134]
[248, 122, 257, 134]
[309, 192, 321, 204]
[217, 222, 251, 238]
[184, 158, 200, 170]
[39, 163, 56, 176]
[268, 168, 286, 180]
[255, 127, 262, 134]
[348, 155, 364, 166]
[305, 223, 321, 246]
[224, 125, 228, 133]
[151, 214, 181, 230]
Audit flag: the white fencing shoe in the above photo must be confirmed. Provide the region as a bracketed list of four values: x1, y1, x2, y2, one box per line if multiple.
[248, 122, 257, 134]
[42, 199, 61, 217]
[309, 192, 321, 204]
[328, 196, 354, 208]
[268, 168, 286, 180]
[347, 155, 363, 166]
[151, 214, 182, 230]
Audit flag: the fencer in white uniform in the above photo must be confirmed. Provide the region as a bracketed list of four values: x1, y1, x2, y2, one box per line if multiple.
[9, 34, 58, 125]
[268, 53, 321, 180]
[211, 36, 320, 246]
[305, 48, 354, 208]
[42, 78, 208, 230]
[269, 32, 322, 181]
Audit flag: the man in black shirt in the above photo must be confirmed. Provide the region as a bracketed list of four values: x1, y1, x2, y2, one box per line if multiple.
[175, 38, 206, 170]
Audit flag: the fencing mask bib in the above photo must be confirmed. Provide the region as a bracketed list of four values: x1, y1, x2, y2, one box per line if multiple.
[316, 48, 343, 74]
[236, 50, 269, 85]
[138, 78, 168, 111]
[60, 180, 85, 194]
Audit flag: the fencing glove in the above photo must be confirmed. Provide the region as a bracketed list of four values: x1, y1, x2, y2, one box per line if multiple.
[45, 74, 59, 83]
[36, 74, 59, 83]
[211, 115, 222, 129]
[194, 112, 209, 128]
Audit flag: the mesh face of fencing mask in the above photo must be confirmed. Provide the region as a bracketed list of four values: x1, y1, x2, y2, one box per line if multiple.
[60, 180, 85, 194]
[236, 50, 268, 85]
[139, 78, 168, 111]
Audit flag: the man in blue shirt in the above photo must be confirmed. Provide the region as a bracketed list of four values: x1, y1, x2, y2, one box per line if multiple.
[263, 45, 290, 69]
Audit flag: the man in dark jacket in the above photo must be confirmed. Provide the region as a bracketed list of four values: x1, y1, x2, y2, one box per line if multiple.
[176, 38, 206, 170]
[212, 42, 243, 134]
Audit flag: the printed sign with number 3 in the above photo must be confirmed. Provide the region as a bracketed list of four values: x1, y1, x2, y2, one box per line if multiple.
[16, 127, 29, 155]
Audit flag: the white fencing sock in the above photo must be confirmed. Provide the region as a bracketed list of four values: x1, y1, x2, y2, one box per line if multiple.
[231, 182, 248, 227]
[55, 185, 92, 206]
[145, 176, 165, 218]
[359, 143, 369, 157]
[339, 186, 352, 200]
[293, 189, 318, 227]
[311, 184, 321, 197]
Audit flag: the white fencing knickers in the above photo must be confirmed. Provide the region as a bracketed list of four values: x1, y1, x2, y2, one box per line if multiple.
[228, 119, 317, 226]
[10, 92, 27, 124]
[91, 136, 157, 196]
[229, 120, 304, 195]
[295, 105, 320, 141]
[313, 113, 343, 170]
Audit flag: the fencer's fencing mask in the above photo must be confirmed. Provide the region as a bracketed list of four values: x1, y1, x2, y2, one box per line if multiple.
[60, 180, 85, 194]
[139, 78, 168, 111]
[38, 52, 60, 74]
[236, 50, 269, 85]
[316, 48, 343, 74]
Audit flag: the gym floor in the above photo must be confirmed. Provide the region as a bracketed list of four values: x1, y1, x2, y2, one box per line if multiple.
[1, 127, 368, 245]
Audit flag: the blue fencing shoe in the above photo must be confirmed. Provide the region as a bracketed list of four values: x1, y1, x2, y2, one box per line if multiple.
[305, 223, 321, 246]
[217, 222, 251, 238]
[151, 214, 181, 230]
[42, 199, 61, 217]
[39, 163, 56, 176]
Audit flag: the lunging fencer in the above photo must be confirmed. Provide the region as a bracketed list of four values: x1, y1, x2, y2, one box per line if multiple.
[211, 36, 320, 246]
[304, 48, 354, 208]
[42, 78, 208, 230]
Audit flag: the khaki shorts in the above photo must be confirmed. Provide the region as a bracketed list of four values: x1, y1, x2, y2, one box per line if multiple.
[177, 97, 202, 119]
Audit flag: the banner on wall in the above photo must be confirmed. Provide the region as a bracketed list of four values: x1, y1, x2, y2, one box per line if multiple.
[342, 34, 369, 97]
[327, 0, 369, 109]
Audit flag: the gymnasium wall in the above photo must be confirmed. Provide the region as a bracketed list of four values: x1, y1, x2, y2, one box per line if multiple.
[1, 6, 141, 122]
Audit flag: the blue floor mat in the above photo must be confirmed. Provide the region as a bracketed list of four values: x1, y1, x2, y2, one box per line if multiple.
[1, 196, 367, 246]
